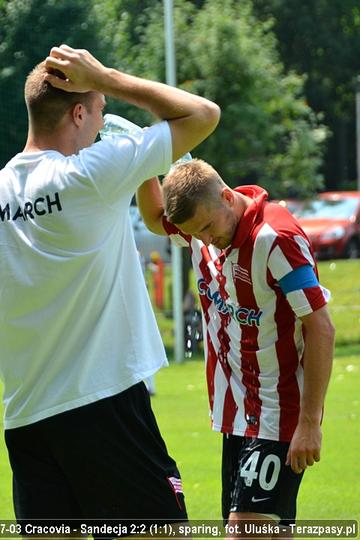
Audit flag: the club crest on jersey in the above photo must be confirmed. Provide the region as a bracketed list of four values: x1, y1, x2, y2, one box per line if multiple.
[197, 278, 262, 327]
[231, 263, 252, 285]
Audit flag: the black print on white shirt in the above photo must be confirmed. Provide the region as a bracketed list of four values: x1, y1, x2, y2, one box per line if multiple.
[0, 192, 62, 222]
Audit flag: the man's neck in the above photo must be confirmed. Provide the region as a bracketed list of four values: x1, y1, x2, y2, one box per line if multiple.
[23, 131, 77, 156]
[234, 190, 253, 219]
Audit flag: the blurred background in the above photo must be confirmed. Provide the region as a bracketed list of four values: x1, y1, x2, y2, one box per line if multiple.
[1, 0, 360, 265]
[0, 0, 359, 523]
[1, 0, 360, 195]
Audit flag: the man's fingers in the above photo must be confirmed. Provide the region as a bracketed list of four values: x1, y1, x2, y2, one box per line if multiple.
[47, 47, 73, 62]
[45, 56, 70, 72]
[43, 45, 104, 93]
[50, 44, 78, 58]
[44, 72, 70, 90]
[306, 450, 320, 466]
[59, 43, 74, 52]
[291, 453, 306, 474]
[289, 449, 321, 473]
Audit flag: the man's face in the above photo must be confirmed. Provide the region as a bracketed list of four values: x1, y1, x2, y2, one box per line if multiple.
[78, 92, 106, 149]
[175, 192, 239, 250]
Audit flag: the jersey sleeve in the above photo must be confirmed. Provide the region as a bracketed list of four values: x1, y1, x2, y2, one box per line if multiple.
[268, 233, 330, 317]
[75, 121, 172, 205]
[162, 215, 191, 247]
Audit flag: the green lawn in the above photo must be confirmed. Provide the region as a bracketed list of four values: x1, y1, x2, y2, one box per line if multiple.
[317, 259, 360, 350]
[0, 259, 359, 523]
[151, 342, 360, 523]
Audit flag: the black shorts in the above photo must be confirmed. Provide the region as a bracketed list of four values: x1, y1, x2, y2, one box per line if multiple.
[5, 382, 187, 528]
[222, 434, 304, 525]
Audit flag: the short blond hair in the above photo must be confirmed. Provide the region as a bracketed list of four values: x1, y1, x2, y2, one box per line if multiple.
[24, 62, 96, 133]
[163, 159, 225, 224]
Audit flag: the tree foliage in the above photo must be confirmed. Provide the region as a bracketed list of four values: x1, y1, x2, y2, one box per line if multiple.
[0, 0, 328, 197]
[115, 0, 326, 197]
[0, 0, 102, 163]
[252, 0, 360, 186]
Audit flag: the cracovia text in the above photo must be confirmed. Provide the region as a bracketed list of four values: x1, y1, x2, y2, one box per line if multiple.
[0, 192, 62, 222]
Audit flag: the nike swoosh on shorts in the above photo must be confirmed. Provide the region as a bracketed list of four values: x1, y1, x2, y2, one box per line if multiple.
[251, 496, 270, 503]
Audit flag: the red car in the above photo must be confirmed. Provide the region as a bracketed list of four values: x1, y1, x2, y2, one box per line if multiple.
[296, 191, 360, 259]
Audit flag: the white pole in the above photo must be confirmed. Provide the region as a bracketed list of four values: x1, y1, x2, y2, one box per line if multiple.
[356, 76, 360, 191]
[164, 0, 184, 362]
[164, 0, 176, 87]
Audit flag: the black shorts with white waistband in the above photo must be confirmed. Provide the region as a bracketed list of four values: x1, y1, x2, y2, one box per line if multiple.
[222, 434, 304, 525]
[5, 382, 187, 530]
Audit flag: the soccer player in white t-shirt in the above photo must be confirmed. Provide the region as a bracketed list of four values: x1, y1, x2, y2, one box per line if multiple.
[0, 46, 220, 530]
[137, 159, 335, 537]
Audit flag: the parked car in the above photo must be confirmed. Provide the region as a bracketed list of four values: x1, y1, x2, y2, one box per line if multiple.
[296, 191, 360, 259]
[129, 205, 171, 263]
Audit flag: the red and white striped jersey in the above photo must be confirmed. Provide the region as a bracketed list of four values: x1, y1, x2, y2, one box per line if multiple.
[163, 185, 329, 442]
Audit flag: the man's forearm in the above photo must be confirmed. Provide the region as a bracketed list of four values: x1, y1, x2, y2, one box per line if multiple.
[286, 306, 335, 473]
[99, 68, 214, 121]
[45, 45, 220, 160]
[300, 307, 335, 422]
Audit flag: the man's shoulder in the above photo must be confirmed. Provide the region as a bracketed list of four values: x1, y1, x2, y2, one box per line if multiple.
[262, 201, 304, 235]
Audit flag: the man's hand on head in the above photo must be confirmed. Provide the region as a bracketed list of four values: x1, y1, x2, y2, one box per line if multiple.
[44, 44, 108, 93]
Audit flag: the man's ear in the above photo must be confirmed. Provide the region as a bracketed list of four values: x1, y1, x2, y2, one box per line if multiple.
[71, 103, 85, 127]
[221, 187, 235, 207]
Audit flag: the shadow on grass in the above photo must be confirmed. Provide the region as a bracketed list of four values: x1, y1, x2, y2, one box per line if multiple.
[334, 341, 360, 358]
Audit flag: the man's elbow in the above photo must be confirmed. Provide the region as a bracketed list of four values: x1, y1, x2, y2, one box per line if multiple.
[199, 101, 221, 136]
[302, 306, 336, 345]
[142, 216, 167, 236]
[318, 315, 336, 349]
[326, 318, 336, 344]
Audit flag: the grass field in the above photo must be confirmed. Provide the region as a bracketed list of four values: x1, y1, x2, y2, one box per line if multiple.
[0, 259, 359, 525]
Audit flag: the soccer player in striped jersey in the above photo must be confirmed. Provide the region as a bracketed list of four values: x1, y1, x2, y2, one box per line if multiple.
[137, 159, 335, 536]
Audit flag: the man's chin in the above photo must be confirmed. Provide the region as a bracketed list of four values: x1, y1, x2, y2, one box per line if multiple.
[213, 239, 230, 250]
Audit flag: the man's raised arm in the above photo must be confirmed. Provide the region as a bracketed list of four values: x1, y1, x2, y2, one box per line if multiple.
[45, 45, 220, 161]
[136, 178, 167, 236]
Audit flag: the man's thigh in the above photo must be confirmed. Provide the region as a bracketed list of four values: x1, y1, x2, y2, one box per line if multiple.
[222, 435, 303, 525]
[5, 383, 188, 524]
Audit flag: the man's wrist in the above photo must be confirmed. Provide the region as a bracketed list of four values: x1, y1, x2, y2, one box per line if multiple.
[94, 67, 122, 94]
[298, 411, 322, 426]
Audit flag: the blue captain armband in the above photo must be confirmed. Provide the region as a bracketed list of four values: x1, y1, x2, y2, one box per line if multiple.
[278, 264, 319, 294]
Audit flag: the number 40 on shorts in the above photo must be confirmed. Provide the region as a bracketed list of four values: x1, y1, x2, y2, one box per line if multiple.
[240, 451, 281, 490]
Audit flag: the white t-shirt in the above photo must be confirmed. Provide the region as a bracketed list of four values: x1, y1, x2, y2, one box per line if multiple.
[0, 121, 172, 429]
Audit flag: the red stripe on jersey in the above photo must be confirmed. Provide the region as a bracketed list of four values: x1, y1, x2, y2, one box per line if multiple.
[196, 241, 234, 426]
[272, 284, 301, 441]
[216, 254, 238, 431]
[233, 228, 262, 438]
[222, 386, 239, 432]
[241, 351, 262, 437]
[206, 337, 217, 412]
[217, 320, 237, 432]
[303, 286, 327, 312]
[196, 246, 216, 412]
[198, 246, 214, 325]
